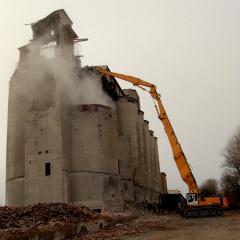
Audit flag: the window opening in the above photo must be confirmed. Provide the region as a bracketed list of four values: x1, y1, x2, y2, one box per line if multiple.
[45, 162, 51, 176]
[118, 159, 120, 174]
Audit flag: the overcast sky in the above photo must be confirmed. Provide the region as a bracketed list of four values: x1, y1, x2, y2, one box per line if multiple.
[1, 0, 240, 205]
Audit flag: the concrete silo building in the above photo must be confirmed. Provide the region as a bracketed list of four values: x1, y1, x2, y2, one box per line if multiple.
[6, 9, 167, 210]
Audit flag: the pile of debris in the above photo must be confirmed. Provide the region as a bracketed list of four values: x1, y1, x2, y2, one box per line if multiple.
[0, 203, 102, 240]
[75, 215, 174, 240]
[0, 203, 173, 240]
[0, 203, 98, 229]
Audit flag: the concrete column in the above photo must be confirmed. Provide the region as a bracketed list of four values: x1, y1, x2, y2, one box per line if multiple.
[149, 130, 155, 191]
[149, 130, 157, 204]
[116, 91, 139, 202]
[153, 137, 161, 193]
[137, 110, 146, 187]
[160, 172, 168, 194]
[6, 66, 35, 205]
[143, 120, 152, 203]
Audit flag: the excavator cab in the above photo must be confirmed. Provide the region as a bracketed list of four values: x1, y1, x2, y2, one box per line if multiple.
[186, 193, 199, 206]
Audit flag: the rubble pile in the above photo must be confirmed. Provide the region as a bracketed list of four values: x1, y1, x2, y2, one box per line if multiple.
[0, 203, 97, 229]
[76, 219, 174, 240]
[0, 203, 101, 240]
[0, 203, 173, 240]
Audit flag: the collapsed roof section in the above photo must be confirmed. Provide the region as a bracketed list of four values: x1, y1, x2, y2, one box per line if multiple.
[31, 9, 78, 44]
[83, 65, 125, 100]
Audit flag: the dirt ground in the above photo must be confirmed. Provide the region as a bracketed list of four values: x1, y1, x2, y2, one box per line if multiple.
[79, 210, 240, 240]
[125, 211, 240, 240]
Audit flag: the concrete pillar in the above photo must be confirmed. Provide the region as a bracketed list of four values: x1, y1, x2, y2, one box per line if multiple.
[150, 133, 162, 205]
[6, 64, 35, 205]
[136, 111, 145, 186]
[149, 130, 157, 204]
[160, 172, 168, 194]
[118, 135, 134, 202]
[131, 110, 147, 204]
[154, 137, 161, 193]
[143, 120, 152, 203]
[149, 130, 155, 191]
[116, 90, 139, 202]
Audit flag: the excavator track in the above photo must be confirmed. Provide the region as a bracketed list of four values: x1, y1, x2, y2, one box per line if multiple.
[183, 207, 223, 218]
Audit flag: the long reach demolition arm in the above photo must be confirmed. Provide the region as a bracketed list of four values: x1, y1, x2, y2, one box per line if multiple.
[96, 67, 199, 194]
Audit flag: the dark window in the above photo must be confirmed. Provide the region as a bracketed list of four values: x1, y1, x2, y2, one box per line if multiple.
[118, 159, 120, 174]
[45, 162, 51, 176]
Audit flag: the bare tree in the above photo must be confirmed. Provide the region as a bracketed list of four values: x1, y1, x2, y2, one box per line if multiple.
[199, 178, 219, 197]
[220, 170, 240, 192]
[222, 128, 240, 176]
[221, 127, 240, 193]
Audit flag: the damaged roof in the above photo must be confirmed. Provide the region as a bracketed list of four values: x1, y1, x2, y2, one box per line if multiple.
[83, 65, 125, 100]
[31, 9, 78, 41]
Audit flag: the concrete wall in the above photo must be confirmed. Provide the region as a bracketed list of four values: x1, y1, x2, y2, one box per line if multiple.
[118, 135, 134, 202]
[70, 105, 118, 174]
[6, 177, 25, 205]
[6, 48, 71, 205]
[70, 104, 122, 210]
[6, 64, 35, 205]
[25, 107, 65, 204]
[6, 50, 65, 205]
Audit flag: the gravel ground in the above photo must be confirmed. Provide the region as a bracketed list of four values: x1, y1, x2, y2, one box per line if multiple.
[78, 210, 240, 240]
[120, 210, 240, 240]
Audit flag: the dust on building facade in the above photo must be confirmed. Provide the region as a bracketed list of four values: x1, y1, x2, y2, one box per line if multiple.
[6, 9, 167, 210]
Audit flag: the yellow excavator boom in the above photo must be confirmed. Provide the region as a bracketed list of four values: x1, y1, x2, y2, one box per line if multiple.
[95, 67, 199, 194]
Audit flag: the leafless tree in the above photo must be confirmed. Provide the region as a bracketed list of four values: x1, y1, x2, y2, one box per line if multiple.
[221, 127, 240, 192]
[222, 128, 240, 175]
[199, 178, 219, 197]
[220, 170, 240, 192]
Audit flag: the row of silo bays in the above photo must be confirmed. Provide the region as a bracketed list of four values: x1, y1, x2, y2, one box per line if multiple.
[116, 89, 166, 207]
[69, 89, 166, 210]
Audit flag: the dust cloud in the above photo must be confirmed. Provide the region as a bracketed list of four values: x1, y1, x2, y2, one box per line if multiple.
[17, 41, 115, 111]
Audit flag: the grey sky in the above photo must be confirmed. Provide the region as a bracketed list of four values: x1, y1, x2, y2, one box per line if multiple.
[1, 0, 240, 205]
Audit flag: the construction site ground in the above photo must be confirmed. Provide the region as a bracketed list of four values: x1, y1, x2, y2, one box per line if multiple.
[81, 209, 240, 240]
[1, 203, 240, 240]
